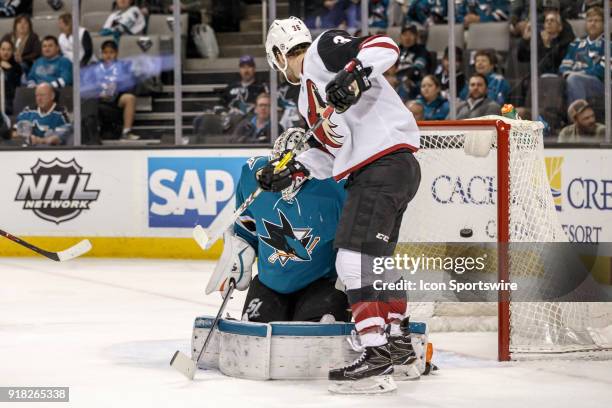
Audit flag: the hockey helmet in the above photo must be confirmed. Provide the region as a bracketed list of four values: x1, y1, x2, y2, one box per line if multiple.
[270, 127, 311, 201]
[265, 17, 312, 85]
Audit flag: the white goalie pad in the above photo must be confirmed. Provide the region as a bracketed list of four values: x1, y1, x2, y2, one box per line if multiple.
[191, 316, 430, 380]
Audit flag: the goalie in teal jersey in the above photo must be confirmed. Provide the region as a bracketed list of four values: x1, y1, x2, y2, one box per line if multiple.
[206, 128, 350, 323]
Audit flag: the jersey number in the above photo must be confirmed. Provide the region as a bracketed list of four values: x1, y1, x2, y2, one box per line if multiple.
[333, 35, 352, 45]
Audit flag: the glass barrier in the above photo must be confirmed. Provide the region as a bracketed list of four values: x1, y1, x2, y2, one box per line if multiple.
[0, 0, 608, 148]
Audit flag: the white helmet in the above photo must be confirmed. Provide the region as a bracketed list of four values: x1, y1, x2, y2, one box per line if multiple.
[271, 127, 309, 160]
[265, 17, 312, 85]
[270, 127, 311, 201]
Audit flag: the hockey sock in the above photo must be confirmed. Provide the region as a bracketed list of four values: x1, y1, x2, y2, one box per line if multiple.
[388, 321, 403, 337]
[387, 300, 407, 323]
[360, 330, 388, 347]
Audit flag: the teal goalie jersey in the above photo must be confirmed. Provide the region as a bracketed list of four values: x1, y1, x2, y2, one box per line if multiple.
[234, 156, 346, 294]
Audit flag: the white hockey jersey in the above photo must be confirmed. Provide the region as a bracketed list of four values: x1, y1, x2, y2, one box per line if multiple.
[296, 30, 420, 181]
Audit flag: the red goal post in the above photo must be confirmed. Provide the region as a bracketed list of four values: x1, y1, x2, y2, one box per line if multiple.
[402, 117, 612, 361]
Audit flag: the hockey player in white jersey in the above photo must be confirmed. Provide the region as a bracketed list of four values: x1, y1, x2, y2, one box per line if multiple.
[257, 17, 422, 394]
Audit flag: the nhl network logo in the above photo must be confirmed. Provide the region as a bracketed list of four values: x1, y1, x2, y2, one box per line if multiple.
[15, 158, 100, 224]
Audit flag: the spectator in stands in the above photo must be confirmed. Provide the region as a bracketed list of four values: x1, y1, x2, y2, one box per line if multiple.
[518, 9, 574, 76]
[404, 0, 448, 26]
[2, 15, 40, 72]
[223, 55, 268, 115]
[406, 100, 425, 121]
[345, 0, 361, 30]
[397, 24, 430, 100]
[0, 39, 22, 115]
[416, 75, 449, 120]
[456, 73, 501, 118]
[101, 0, 146, 39]
[435, 46, 466, 99]
[82, 40, 139, 140]
[231, 93, 283, 144]
[511, 0, 582, 37]
[136, 0, 203, 58]
[304, 0, 347, 30]
[560, 6, 607, 106]
[27, 36, 72, 88]
[278, 76, 304, 130]
[456, 0, 510, 28]
[558, 99, 605, 142]
[460, 50, 509, 105]
[369, 0, 390, 30]
[384, 62, 411, 102]
[58, 13, 94, 66]
[13, 82, 70, 145]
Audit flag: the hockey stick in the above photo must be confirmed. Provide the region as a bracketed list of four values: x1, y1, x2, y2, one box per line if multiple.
[0, 229, 92, 262]
[170, 279, 236, 380]
[193, 105, 335, 251]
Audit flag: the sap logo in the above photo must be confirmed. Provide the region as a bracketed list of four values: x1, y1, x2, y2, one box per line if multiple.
[567, 178, 612, 210]
[431, 175, 496, 205]
[149, 169, 234, 215]
[545, 157, 564, 211]
[148, 157, 244, 228]
[561, 224, 603, 243]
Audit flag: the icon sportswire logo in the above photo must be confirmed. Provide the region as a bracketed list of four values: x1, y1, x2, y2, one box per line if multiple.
[15, 158, 100, 224]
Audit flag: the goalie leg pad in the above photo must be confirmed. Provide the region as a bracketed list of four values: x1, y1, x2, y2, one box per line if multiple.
[192, 317, 431, 380]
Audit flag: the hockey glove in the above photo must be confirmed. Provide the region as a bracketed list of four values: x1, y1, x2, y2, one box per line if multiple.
[256, 156, 310, 193]
[325, 58, 372, 113]
[205, 229, 255, 298]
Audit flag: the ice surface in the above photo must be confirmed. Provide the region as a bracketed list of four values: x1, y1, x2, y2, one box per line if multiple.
[1, 258, 611, 408]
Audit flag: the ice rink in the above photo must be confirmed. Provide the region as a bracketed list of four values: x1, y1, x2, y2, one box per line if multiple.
[1, 258, 611, 408]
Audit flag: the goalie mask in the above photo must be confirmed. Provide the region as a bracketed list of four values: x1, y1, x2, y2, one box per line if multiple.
[270, 127, 310, 201]
[265, 17, 312, 85]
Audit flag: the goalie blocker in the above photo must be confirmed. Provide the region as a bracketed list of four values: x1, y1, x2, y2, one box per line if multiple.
[191, 316, 433, 380]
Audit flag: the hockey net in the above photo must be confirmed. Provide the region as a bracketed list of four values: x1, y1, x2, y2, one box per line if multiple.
[397, 116, 612, 360]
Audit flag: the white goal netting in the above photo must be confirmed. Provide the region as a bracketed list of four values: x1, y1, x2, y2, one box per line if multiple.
[397, 117, 612, 358]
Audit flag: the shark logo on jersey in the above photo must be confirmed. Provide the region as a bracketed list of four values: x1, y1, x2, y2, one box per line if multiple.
[260, 209, 320, 266]
[306, 79, 344, 149]
[247, 156, 264, 170]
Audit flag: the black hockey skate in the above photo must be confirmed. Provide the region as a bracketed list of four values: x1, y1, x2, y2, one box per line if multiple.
[389, 317, 420, 381]
[328, 344, 396, 394]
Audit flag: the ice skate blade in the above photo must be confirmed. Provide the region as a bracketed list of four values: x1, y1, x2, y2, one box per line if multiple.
[328, 375, 397, 394]
[393, 363, 421, 381]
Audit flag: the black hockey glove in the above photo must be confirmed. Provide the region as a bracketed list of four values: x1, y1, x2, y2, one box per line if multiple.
[325, 58, 372, 113]
[256, 156, 310, 193]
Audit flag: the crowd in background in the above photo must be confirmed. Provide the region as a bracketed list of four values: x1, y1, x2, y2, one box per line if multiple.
[1, 0, 609, 146]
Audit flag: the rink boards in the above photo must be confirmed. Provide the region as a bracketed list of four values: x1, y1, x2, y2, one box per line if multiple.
[0, 147, 610, 259]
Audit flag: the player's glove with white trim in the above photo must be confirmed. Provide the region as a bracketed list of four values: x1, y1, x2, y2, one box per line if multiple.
[206, 229, 255, 298]
[325, 58, 372, 113]
[256, 156, 310, 193]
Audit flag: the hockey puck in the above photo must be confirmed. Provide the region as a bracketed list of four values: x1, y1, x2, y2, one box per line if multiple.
[460, 228, 473, 238]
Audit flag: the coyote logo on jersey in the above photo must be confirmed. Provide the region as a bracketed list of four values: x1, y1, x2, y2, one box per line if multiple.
[260, 209, 320, 266]
[306, 79, 344, 149]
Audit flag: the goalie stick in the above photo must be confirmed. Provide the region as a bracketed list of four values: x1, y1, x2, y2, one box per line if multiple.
[0, 229, 92, 262]
[193, 105, 335, 251]
[170, 279, 236, 380]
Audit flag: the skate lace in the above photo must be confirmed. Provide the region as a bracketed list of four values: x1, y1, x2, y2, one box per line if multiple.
[346, 349, 368, 369]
